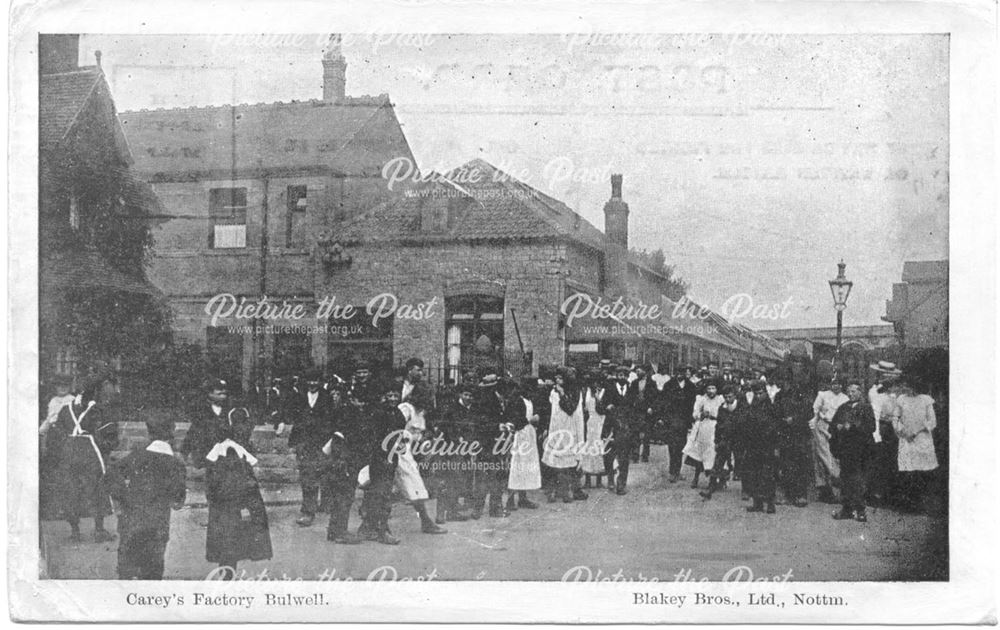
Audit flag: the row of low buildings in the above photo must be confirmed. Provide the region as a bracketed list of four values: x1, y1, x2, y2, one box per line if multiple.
[43, 34, 867, 393]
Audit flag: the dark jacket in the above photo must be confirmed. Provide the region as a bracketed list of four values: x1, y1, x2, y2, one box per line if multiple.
[601, 380, 641, 441]
[773, 388, 814, 447]
[715, 398, 746, 450]
[365, 403, 407, 480]
[666, 379, 698, 431]
[105, 447, 186, 540]
[181, 404, 254, 468]
[288, 390, 337, 454]
[829, 399, 877, 468]
[743, 396, 780, 460]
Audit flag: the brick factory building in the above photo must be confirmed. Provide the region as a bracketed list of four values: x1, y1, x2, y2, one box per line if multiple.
[119, 40, 782, 389]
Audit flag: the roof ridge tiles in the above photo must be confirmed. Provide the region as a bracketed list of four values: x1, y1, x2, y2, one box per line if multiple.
[121, 93, 393, 116]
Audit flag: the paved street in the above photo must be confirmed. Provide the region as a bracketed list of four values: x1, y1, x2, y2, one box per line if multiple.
[42, 446, 946, 582]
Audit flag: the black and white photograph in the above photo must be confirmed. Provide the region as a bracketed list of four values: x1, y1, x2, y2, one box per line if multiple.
[7, 0, 997, 623]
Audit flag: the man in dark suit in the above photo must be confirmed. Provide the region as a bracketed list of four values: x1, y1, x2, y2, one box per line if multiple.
[631, 365, 656, 463]
[323, 383, 364, 544]
[105, 417, 187, 579]
[601, 365, 641, 495]
[288, 370, 338, 526]
[665, 366, 698, 483]
[472, 373, 515, 518]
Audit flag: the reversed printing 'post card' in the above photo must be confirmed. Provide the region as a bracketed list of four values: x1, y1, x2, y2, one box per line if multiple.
[7, 0, 997, 624]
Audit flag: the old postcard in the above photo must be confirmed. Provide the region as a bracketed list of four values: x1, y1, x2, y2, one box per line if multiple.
[7, 0, 997, 623]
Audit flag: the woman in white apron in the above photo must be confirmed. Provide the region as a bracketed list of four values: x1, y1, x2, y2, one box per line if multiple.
[507, 377, 541, 510]
[542, 369, 586, 502]
[581, 371, 610, 489]
[683, 381, 724, 489]
[396, 392, 447, 534]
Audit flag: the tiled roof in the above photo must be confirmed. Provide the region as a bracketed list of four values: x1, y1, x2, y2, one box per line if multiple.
[41, 232, 160, 296]
[39, 68, 102, 151]
[338, 158, 608, 249]
[118, 95, 405, 178]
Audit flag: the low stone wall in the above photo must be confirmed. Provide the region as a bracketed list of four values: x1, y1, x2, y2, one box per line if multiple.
[113, 421, 299, 484]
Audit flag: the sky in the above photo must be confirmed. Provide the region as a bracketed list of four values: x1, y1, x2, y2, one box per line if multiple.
[79, 33, 949, 330]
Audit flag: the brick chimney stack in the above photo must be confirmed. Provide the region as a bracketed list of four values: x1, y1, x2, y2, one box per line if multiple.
[322, 34, 347, 101]
[603, 173, 630, 292]
[604, 173, 629, 249]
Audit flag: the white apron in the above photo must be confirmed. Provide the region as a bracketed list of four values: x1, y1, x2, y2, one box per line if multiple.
[682, 419, 717, 470]
[394, 402, 429, 501]
[581, 388, 607, 474]
[508, 397, 541, 490]
[542, 389, 584, 469]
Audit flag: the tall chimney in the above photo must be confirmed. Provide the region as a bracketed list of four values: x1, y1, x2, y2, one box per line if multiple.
[322, 34, 347, 101]
[603, 173, 630, 292]
[604, 173, 629, 249]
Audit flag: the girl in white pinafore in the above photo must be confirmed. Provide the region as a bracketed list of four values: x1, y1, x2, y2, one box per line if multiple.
[890, 379, 939, 513]
[581, 377, 609, 488]
[396, 395, 447, 534]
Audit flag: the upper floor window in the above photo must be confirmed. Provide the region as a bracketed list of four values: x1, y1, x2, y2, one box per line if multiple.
[209, 187, 247, 249]
[286, 185, 307, 247]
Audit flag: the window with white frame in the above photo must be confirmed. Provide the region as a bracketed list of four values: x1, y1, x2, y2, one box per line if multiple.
[209, 187, 248, 249]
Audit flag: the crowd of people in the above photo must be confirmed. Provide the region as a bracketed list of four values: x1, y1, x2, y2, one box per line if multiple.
[38, 352, 943, 580]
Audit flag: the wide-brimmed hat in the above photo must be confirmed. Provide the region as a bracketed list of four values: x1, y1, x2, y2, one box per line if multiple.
[869, 360, 902, 375]
[478, 373, 500, 388]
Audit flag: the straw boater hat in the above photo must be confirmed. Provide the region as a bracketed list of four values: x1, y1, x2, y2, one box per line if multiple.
[869, 360, 902, 375]
[478, 373, 500, 388]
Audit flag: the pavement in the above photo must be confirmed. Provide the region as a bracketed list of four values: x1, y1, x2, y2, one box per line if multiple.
[41, 445, 947, 581]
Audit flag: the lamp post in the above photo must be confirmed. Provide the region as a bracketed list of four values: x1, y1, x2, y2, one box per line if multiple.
[828, 260, 854, 378]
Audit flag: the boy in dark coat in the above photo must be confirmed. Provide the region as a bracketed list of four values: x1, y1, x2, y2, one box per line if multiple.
[104, 418, 186, 579]
[830, 381, 877, 522]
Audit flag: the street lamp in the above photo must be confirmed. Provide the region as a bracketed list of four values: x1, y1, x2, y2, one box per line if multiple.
[828, 260, 853, 377]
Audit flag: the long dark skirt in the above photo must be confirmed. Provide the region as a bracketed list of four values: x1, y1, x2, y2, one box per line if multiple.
[206, 489, 272, 565]
[51, 436, 112, 520]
